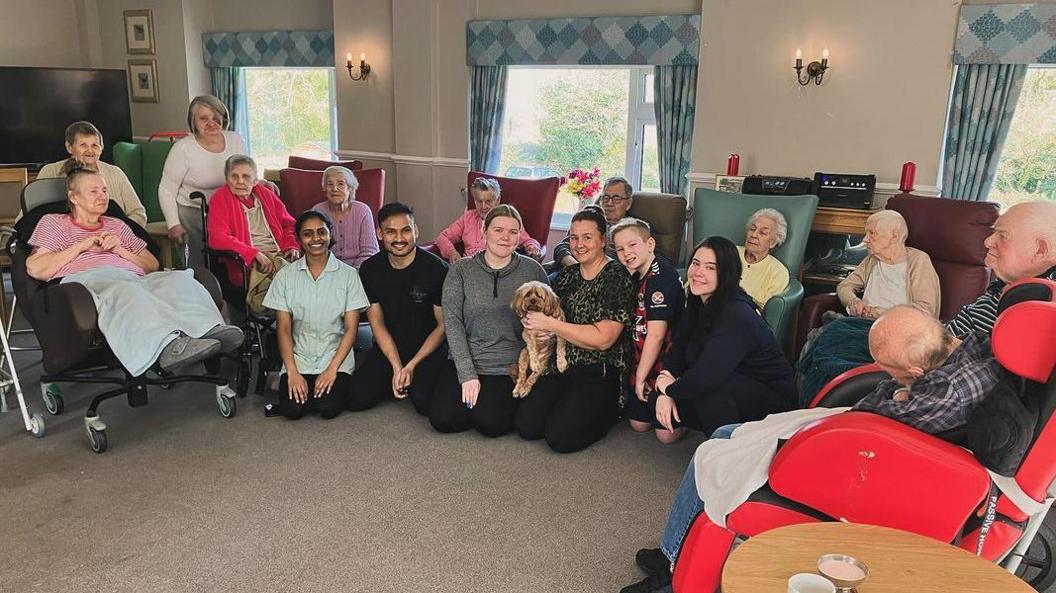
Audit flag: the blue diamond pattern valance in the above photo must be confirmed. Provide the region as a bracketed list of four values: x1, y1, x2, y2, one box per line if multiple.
[954, 3, 1056, 64]
[467, 15, 700, 66]
[202, 30, 334, 68]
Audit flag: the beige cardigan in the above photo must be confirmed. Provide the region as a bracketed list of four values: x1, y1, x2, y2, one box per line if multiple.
[836, 247, 941, 317]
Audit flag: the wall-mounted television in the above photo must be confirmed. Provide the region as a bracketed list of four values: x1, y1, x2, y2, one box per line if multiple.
[0, 67, 133, 168]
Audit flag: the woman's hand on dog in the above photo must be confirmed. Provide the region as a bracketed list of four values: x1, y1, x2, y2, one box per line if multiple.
[461, 379, 481, 408]
[522, 311, 556, 332]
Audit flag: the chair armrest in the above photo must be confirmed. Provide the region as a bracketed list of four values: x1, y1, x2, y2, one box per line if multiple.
[768, 412, 992, 542]
[763, 279, 804, 347]
[809, 363, 888, 408]
[794, 293, 841, 355]
[191, 266, 223, 311]
[29, 282, 103, 375]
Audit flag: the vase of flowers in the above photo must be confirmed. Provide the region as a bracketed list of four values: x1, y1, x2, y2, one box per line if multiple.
[561, 166, 602, 210]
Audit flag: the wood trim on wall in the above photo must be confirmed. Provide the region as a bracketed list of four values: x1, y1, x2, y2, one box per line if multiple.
[336, 149, 469, 169]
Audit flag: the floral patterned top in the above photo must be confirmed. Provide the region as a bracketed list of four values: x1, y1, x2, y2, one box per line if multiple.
[552, 259, 635, 373]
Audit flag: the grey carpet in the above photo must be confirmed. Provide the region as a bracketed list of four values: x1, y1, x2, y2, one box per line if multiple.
[0, 345, 700, 593]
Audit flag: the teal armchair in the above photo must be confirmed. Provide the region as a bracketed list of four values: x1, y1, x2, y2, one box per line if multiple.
[691, 188, 819, 349]
[112, 140, 174, 225]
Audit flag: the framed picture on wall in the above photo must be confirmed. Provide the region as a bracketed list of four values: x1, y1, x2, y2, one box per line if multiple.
[123, 9, 155, 54]
[715, 175, 746, 193]
[128, 59, 159, 103]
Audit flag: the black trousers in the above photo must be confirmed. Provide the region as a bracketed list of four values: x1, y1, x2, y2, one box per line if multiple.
[514, 363, 621, 454]
[348, 347, 445, 415]
[276, 372, 351, 420]
[429, 361, 518, 437]
[676, 372, 795, 436]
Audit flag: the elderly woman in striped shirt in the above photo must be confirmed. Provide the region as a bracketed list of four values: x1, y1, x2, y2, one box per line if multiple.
[25, 161, 243, 376]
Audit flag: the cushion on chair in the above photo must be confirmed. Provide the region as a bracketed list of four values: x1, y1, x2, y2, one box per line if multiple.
[626, 192, 687, 265]
[467, 172, 560, 248]
[287, 155, 363, 171]
[354, 168, 385, 224]
[885, 194, 999, 320]
[278, 168, 325, 215]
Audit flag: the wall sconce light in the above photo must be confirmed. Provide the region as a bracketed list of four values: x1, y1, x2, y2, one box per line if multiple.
[794, 48, 829, 85]
[346, 52, 371, 81]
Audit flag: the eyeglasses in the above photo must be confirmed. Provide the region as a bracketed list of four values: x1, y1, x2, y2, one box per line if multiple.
[600, 194, 629, 204]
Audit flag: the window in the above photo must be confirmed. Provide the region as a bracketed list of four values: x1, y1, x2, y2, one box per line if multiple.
[990, 66, 1056, 210]
[497, 66, 659, 226]
[244, 67, 337, 170]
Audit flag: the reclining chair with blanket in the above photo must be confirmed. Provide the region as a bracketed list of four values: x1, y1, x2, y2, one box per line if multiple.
[671, 278, 1056, 593]
[10, 178, 239, 453]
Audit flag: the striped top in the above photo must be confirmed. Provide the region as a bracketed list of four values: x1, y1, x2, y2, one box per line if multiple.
[946, 266, 1056, 337]
[29, 214, 148, 281]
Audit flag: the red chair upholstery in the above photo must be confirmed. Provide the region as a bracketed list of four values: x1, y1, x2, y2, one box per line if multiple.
[673, 279, 1056, 592]
[277, 167, 384, 224]
[466, 171, 559, 249]
[287, 155, 363, 171]
[795, 195, 999, 355]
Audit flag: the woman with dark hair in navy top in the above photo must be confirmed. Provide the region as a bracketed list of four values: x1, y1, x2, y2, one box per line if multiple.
[653, 236, 797, 438]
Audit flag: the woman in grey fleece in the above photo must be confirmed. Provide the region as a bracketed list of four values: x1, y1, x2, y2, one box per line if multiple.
[429, 204, 547, 437]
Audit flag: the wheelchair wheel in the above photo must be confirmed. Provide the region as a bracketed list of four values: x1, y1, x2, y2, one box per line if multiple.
[216, 391, 237, 418]
[87, 426, 108, 454]
[1016, 520, 1056, 591]
[30, 413, 46, 438]
[42, 384, 64, 416]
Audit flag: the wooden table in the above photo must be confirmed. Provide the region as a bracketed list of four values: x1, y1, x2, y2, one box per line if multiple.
[722, 522, 1032, 593]
[812, 206, 876, 235]
[146, 221, 177, 269]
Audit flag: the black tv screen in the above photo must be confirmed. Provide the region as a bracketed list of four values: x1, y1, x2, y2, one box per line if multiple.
[0, 67, 133, 167]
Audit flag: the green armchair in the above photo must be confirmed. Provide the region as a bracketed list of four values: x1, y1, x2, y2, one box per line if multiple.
[112, 140, 174, 225]
[691, 188, 819, 349]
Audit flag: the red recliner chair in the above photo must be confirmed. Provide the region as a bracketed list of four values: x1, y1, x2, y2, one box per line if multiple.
[795, 195, 1000, 355]
[674, 278, 1056, 593]
[277, 167, 385, 223]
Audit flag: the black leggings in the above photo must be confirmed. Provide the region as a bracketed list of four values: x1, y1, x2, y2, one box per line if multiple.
[429, 362, 518, 437]
[347, 348, 445, 415]
[276, 372, 350, 420]
[676, 372, 795, 436]
[514, 364, 620, 453]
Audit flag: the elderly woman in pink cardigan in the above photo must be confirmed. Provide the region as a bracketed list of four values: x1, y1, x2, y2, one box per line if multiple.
[310, 166, 378, 268]
[434, 177, 542, 264]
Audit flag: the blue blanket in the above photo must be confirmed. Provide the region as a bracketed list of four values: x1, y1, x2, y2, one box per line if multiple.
[796, 315, 874, 406]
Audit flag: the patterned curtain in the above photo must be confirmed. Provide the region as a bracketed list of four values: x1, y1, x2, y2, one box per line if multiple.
[469, 65, 508, 173]
[942, 63, 1027, 201]
[210, 67, 249, 147]
[653, 65, 697, 195]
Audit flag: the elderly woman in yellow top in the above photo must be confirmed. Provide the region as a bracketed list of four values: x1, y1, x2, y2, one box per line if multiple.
[737, 208, 790, 309]
[797, 209, 940, 404]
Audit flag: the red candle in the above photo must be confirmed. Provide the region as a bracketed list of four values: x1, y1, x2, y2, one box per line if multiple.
[899, 161, 916, 192]
[727, 153, 740, 176]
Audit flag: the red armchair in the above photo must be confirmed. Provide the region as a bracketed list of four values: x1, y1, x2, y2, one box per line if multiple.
[277, 167, 385, 224]
[795, 194, 999, 355]
[286, 155, 363, 171]
[673, 279, 1056, 593]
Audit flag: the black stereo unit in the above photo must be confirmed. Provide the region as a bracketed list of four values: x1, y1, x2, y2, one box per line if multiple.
[812, 172, 876, 209]
[741, 175, 813, 196]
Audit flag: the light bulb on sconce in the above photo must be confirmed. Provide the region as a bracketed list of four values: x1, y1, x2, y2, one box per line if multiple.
[794, 47, 830, 86]
[346, 51, 372, 81]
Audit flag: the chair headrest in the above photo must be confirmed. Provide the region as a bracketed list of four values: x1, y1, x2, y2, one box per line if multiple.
[992, 279, 1056, 383]
[21, 177, 67, 214]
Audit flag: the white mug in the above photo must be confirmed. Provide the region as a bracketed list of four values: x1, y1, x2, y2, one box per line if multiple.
[788, 573, 836, 593]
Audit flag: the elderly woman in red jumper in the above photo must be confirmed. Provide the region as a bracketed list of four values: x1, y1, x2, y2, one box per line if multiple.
[206, 154, 300, 312]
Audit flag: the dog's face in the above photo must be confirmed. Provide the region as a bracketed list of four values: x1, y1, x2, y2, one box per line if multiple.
[512, 281, 561, 318]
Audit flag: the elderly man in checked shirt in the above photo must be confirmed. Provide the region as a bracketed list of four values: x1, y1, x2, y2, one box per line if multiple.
[622, 306, 1005, 593]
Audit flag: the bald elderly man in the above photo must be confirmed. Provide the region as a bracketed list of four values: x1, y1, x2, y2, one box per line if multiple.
[621, 307, 1004, 593]
[948, 201, 1056, 337]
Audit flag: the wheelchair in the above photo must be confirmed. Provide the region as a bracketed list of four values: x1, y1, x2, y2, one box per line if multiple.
[10, 178, 238, 453]
[672, 278, 1056, 592]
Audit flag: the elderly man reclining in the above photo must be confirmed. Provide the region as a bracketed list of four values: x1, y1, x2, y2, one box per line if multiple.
[620, 306, 1004, 593]
[25, 161, 243, 376]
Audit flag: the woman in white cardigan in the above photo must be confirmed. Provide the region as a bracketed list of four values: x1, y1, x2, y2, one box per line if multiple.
[158, 95, 247, 268]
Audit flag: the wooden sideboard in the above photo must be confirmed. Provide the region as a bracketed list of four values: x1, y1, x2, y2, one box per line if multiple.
[811, 206, 876, 235]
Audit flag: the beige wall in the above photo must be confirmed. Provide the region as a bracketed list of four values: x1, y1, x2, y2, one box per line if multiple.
[689, 0, 960, 190]
[0, 0, 99, 67]
[211, 0, 332, 31]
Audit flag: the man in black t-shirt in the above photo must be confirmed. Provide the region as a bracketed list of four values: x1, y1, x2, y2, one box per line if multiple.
[349, 202, 448, 414]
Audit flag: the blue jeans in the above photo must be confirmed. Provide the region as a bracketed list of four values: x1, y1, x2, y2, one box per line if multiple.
[658, 425, 738, 563]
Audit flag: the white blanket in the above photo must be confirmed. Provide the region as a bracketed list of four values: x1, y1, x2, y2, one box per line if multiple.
[62, 268, 224, 376]
[693, 407, 849, 527]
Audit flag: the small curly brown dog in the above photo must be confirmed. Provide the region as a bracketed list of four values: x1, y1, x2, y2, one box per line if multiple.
[510, 281, 568, 397]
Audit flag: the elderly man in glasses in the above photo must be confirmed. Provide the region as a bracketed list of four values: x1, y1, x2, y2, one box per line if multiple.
[552, 176, 636, 270]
